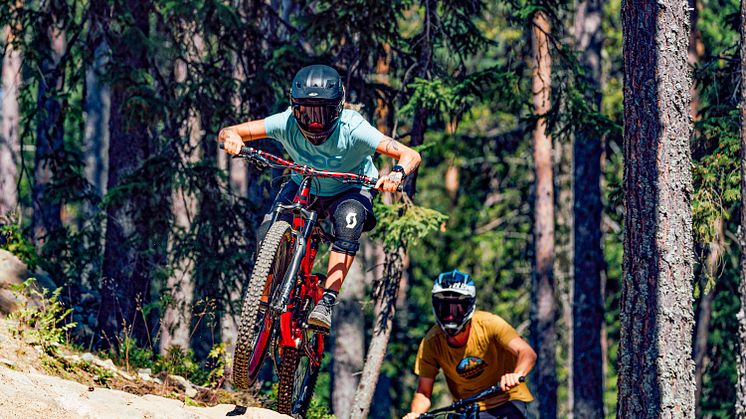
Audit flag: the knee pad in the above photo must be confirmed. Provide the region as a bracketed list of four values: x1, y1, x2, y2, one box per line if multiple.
[331, 199, 366, 255]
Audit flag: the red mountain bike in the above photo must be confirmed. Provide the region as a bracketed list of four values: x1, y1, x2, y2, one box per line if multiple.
[226, 145, 379, 417]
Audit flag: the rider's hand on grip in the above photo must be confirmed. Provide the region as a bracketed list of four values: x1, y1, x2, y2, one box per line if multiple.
[500, 374, 526, 392]
[375, 172, 405, 193]
[218, 130, 244, 155]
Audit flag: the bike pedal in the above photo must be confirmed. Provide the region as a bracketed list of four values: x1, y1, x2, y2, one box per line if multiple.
[304, 323, 331, 336]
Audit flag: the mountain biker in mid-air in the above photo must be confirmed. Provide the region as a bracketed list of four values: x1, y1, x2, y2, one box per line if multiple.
[218, 64, 421, 333]
[403, 270, 536, 419]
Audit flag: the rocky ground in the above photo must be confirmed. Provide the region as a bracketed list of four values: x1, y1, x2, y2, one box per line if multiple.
[0, 317, 289, 418]
[0, 249, 295, 418]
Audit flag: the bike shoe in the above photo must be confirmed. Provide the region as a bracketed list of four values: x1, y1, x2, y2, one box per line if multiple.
[307, 300, 333, 332]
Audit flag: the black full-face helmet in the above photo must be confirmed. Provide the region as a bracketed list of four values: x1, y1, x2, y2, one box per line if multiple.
[290, 64, 345, 145]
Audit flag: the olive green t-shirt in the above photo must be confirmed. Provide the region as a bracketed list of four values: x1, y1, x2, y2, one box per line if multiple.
[414, 311, 534, 410]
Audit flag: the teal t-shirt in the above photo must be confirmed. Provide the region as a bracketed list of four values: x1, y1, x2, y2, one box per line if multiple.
[264, 107, 385, 196]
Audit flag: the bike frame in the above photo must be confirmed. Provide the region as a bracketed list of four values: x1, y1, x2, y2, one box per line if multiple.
[232, 145, 379, 371]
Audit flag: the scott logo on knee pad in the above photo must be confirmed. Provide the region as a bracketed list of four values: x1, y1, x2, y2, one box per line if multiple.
[345, 212, 357, 229]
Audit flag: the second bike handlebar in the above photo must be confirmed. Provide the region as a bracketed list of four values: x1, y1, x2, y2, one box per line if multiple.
[220, 143, 402, 191]
[418, 376, 526, 419]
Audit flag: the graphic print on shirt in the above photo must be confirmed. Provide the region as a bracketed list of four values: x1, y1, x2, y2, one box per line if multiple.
[456, 356, 488, 379]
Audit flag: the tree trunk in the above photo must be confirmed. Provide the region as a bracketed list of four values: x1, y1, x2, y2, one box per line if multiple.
[32, 23, 66, 246]
[693, 219, 721, 415]
[736, 0, 746, 413]
[0, 25, 21, 218]
[83, 17, 110, 216]
[572, 0, 605, 417]
[331, 256, 366, 419]
[554, 129, 573, 419]
[618, 1, 695, 417]
[350, 32, 412, 417]
[98, 0, 156, 346]
[350, 248, 404, 419]
[530, 10, 557, 419]
[688, 0, 704, 120]
[160, 33, 204, 353]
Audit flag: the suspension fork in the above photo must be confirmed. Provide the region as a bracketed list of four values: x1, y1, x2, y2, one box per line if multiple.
[270, 208, 318, 312]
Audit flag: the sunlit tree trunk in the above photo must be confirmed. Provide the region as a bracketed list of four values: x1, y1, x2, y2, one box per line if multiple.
[736, 0, 746, 413]
[32, 20, 66, 246]
[572, 0, 604, 417]
[331, 257, 366, 418]
[0, 25, 21, 218]
[618, 1, 695, 416]
[160, 32, 204, 354]
[529, 10, 557, 419]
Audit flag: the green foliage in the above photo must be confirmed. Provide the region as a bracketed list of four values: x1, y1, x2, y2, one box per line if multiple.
[371, 199, 448, 251]
[0, 221, 38, 269]
[9, 279, 76, 356]
[154, 345, 208, 384]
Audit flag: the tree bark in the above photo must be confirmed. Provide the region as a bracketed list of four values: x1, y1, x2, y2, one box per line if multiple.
[331, 256, 366, 419]
[0, 25, 21, 218]
[530, 10, 557, 419]
[693, 219, 721, 415]
[350, 248, 404, 419]
[554, 127, 573, 419]
[98, 0, 157, 346]
[736, 0, 746, 414]
[688, 0, 704, 121]
[160, 33, 204, 353]
[572, 0, 605, 418]
[83, 12, 110, 216]
[618, 1, 695, 417]
[32, 21, 66, 246]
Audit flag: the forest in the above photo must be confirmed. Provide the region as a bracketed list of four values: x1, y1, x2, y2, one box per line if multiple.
[1, 0, 745, 418]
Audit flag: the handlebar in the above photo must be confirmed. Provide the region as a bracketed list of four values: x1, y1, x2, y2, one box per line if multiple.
[419, 376, 526, 418]
[220, 143, 402, 191]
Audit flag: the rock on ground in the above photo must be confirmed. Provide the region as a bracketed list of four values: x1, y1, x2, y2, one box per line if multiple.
[0, 366, 291, 419]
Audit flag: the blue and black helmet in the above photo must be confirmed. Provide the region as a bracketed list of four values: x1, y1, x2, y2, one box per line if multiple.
[290, 64, 345, 145]
[431, 270, 477, 336]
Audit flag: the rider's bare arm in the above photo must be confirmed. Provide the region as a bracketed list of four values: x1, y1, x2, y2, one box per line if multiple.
[404, 376, 434, 419]
[375, 136, 422, 192]
[218, 120, 268, 155]
[500, 336, 537, 391]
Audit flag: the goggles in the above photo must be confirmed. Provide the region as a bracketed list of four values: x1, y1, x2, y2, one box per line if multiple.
[433, 293, 472, 322]
[291, 103, 341, 133]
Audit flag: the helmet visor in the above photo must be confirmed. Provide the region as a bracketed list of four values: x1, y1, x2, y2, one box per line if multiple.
[292, 103, 340, 133]
[433, 294, 471, 324]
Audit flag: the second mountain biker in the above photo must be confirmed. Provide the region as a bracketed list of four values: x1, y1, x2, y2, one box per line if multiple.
[218, 64, 421, 333]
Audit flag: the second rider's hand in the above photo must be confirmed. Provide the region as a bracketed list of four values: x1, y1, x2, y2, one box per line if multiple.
[220, 129, 244, 155]
[375, 171, 404, 192]
[402, 413, 421, 419]
[500, 372, 523, 391]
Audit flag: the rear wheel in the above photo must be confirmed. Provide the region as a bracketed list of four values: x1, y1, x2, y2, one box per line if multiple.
[232, 221, 293, 390]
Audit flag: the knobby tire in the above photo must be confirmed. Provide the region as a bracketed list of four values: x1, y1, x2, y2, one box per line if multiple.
[233, 221, 293, 390]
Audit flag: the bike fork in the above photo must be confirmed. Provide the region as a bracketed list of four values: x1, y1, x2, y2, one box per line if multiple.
[270, 211, 318, 313]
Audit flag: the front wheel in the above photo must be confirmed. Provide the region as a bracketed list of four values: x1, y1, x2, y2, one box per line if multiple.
[276, 341, 322, 417]
[233, 220, 293, 390]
